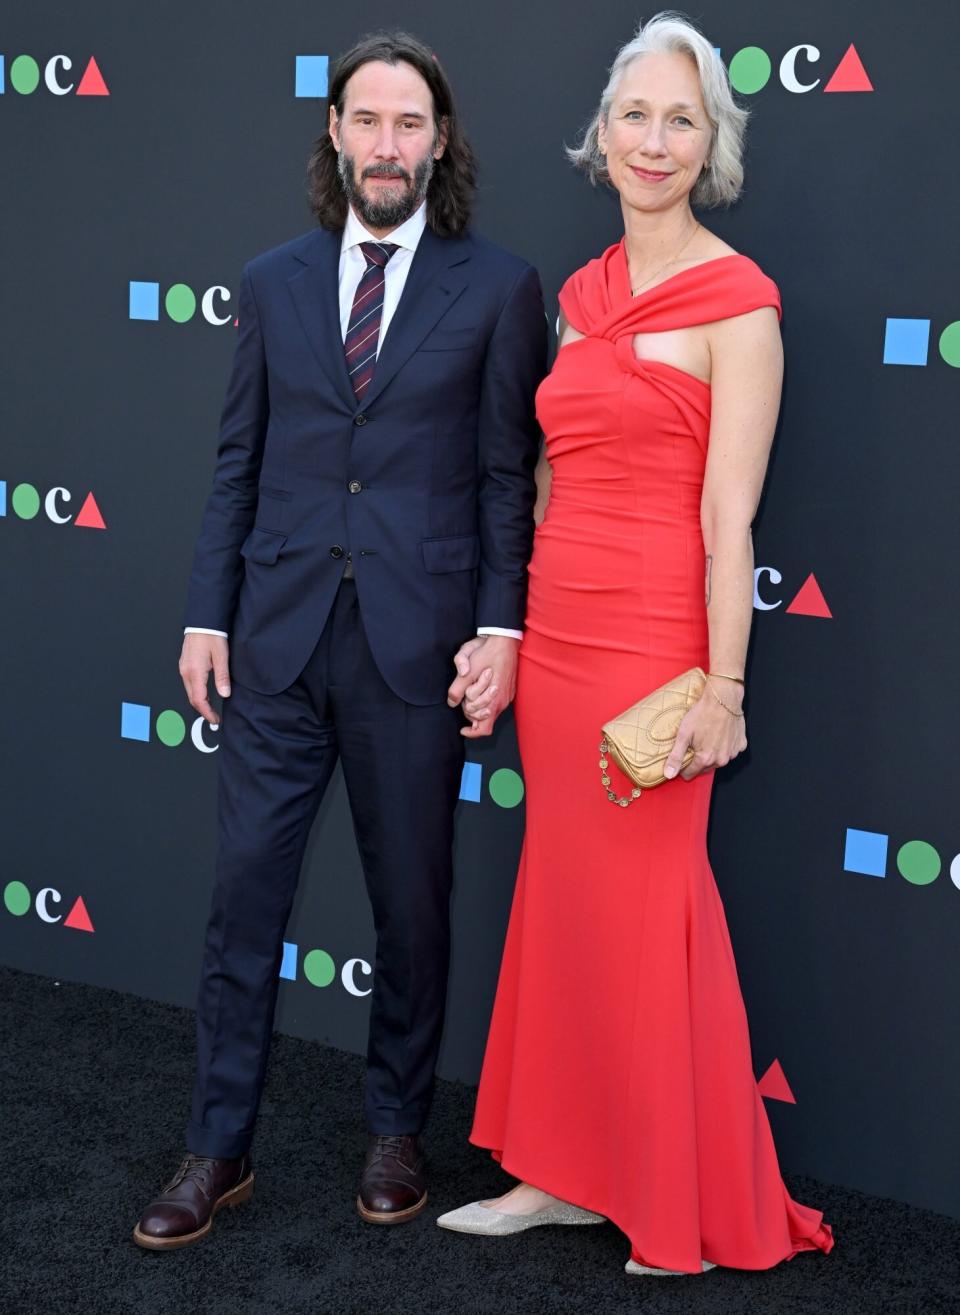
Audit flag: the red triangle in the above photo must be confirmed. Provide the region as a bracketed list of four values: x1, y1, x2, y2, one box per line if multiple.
[76, 57, 110, 97]
[758, 1059, 796, 1104]
[74, 492, 107, 529]
[785, 572, 832, 618]
[823, 44, 874, 93]
[233, 318, 239, 328]
[64, 896, 95, 933]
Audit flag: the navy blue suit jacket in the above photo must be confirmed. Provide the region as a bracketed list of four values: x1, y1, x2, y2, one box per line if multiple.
[184, 224, 547, 704]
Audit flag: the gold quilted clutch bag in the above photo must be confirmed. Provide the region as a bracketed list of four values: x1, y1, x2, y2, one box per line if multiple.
[598, 667, 706, 807]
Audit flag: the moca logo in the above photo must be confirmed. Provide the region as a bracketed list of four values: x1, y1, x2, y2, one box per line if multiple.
[754, 569, 831, 617]
[120, 701, 220, 753]
[1, 480, 106, 528]
[129, 281, 236, 326]
[279, 940, 372, 997]
[883, 318, 960, 369]
[844, 828, 960, 891]
[3, 881, 94, 931]
[721, 42, 873, 95]
[0, 54, 109, 96]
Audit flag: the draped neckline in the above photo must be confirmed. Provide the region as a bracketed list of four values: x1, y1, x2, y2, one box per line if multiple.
[612, 238, 741, 307]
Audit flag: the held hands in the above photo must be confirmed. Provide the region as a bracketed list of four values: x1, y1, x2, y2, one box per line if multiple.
[664, 677, 746, 782]
[446, 635, 520, 739]
[179, 632, 231, 726]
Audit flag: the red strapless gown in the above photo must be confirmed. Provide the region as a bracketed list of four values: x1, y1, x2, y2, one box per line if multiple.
[470, 240, 834, 1272]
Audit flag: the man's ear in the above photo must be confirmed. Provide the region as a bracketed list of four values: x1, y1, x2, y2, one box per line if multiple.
[434, 115, 449, 160]
[328, 104, 341, 153]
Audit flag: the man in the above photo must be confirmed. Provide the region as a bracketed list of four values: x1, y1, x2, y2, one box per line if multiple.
[132, 30, 545, 1249]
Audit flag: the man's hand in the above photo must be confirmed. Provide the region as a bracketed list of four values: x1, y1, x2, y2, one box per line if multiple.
[447, 634, 520, 739]
[179, 633, 231, 726]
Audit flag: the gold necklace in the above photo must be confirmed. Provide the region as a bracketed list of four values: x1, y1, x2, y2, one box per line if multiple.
[629, 221, 701, 297]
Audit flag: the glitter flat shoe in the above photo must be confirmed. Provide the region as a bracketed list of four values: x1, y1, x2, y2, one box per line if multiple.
[436, 1199, 606, 1235]
[625, 1258, 717, 1276]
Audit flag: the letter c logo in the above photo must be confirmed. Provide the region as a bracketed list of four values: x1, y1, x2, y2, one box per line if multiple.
[201, 286, 232, 326]
[779, 44, 821, 94]
[754, 566, 783, 610]
[36, 887, 63, 922]
[45, 55, 74, 95]
[191, 717, 220, 753]
[341, 958, 373, 997]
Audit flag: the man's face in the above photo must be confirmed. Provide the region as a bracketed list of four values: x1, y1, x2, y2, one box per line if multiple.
[329, 59, 448, 233]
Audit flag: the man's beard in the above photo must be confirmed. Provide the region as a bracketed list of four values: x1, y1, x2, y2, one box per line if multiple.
[337, 150, 436, 229]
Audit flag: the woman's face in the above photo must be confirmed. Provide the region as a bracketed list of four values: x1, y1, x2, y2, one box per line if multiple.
[598, 52, 712, 214]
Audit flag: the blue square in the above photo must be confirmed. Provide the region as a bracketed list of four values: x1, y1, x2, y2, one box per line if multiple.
[459, 761, 482, 803]
[883, 318, 930, 366]
[0, 481, 6, 517]
[129, 281, 160, 321]
[0, 56, 6, 94]
[843, 828, 888, 878]
[279, 941, 298, 981]
[120, 701, 151, 742]
[295, 55, 328, 98]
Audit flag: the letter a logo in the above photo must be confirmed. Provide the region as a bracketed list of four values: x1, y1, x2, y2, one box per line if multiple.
[823, 44, 874, 93]
[76, 57, 110, 96]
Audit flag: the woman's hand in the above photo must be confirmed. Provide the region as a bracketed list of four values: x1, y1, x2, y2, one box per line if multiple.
[663, 678, 746, 782]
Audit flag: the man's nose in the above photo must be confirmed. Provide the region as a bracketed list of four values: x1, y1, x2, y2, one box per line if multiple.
[373, 128, 400, 160]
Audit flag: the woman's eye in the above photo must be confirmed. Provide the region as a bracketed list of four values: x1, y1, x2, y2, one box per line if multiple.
[674, 117, 693, 127]
[625, 111, 644, 121]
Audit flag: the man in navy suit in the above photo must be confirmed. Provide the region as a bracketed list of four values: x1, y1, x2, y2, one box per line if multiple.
[133, 30, 546, 1249]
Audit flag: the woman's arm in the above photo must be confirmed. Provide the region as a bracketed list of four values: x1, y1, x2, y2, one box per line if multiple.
[534, 310, 582, 525]
[665, 304, 783, 781]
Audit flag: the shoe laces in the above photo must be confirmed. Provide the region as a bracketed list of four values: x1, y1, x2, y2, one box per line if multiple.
[166, 1154, 219, 1190]
[372, 1134, 409, 1163]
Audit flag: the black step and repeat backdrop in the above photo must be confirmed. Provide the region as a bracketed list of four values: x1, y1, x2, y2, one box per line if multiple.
[3, 0, 958, 1221]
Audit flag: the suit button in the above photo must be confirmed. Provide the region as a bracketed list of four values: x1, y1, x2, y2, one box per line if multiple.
[348, 480, 362, 494]
[354, 413, 367, 426]
[330, 545, 344, 558]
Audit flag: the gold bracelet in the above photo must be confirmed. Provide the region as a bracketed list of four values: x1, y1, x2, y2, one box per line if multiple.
[707, 680, 745, 718]
[708, 671, 745, 685]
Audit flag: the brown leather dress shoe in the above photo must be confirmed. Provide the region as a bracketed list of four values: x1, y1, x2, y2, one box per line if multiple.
[357, 1134, 427, 1224]
[132, 1153, 254, 1250]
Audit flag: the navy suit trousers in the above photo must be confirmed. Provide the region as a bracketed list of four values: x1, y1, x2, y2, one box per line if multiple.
[186, 578, 464, 1157]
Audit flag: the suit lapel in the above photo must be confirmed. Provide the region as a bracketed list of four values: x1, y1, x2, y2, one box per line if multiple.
[286, 228, 356, 412]
[361, 227, 472, 411]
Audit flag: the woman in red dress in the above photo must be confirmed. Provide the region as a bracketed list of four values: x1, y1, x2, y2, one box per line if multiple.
[438, 13, 834, 1277]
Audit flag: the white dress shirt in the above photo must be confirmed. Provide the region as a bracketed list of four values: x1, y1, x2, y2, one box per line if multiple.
[186, 203, 522, 642]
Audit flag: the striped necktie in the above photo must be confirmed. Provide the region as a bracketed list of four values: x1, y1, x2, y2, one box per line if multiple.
[344, 240, 399, 402]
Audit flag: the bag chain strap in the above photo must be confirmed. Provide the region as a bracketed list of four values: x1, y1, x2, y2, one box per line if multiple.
[598, 739, 643, 808]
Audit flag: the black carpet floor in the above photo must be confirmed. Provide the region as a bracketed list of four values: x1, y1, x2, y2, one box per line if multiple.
[1, 966, 957, 1315]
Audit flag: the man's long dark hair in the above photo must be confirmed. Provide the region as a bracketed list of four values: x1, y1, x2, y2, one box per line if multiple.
[307, 31, 476, 238]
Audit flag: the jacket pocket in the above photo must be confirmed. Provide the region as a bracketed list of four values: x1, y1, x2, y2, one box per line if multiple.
[240, 527, 287, 565]
[421, 534, 481, 573]
[419, 327, 478, 352]
[258, 485, 293, 501]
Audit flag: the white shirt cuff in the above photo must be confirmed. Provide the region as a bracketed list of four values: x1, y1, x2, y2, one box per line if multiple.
[477, 627, 523, 640]
[184, 627, 229, 638]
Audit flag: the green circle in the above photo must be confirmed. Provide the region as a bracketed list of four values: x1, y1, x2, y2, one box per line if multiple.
[155, 709, 186, 747]
[165, 284, 197, 323]
[728, 47, 772, 95]
[10, 55, 41, 95]
[489, 767, 525, 809]
[938, 322, 960, 368]
[11, 483, 40, 519]
[4, 881, 31, 916]
[896, 840, 941, 886]
[303, 949, 336, 987]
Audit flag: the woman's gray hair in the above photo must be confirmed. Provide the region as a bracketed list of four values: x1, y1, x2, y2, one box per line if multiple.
[567, 11, 747, 208]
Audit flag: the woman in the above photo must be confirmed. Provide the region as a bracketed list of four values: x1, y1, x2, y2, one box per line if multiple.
[438, 12, 835, 1277]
